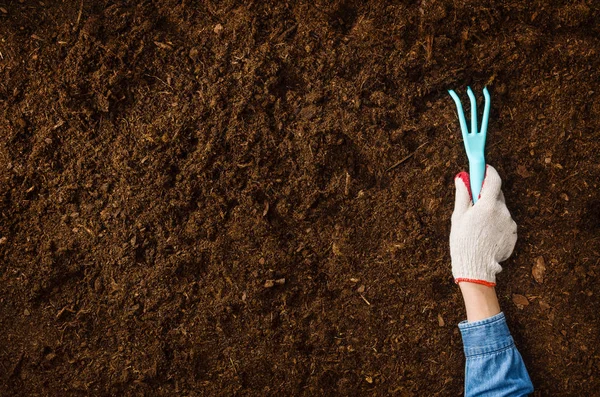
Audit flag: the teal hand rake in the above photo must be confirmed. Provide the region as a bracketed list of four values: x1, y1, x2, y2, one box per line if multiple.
[448, 87, 490, 203]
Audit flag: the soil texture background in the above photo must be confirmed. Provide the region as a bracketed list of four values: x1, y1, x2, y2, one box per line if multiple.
[1, 1, 600, 395]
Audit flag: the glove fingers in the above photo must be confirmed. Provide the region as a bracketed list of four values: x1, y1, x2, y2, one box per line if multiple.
[478, 165, 502, 202]
[453, 172, 472, 217]
[497, 219, 518, 262]
[498, 189, 506, 205]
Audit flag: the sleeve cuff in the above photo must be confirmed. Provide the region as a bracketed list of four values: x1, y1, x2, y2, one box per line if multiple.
[458, 312, 515, 358]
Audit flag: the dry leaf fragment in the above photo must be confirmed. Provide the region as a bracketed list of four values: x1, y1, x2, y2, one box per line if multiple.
[512, 294, 529, 309]
[154, 41, 172, 50]
[539, 300, 551, 310]
[532, 256, 546, 283]
[516, 164, 532, 178]
[264, 278, 285, 288]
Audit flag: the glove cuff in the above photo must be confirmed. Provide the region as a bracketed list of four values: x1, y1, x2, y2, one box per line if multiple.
[452, 258, 500, 287]
[454, 278, 496, 287]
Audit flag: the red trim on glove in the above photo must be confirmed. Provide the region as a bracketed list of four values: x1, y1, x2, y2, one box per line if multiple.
[455, 171, 472, 201]
[455, 278, 496, 287]
[456, 165, 490, 202]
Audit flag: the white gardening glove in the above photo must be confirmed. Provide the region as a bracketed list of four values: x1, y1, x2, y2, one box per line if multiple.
[450, 165, 517, 287]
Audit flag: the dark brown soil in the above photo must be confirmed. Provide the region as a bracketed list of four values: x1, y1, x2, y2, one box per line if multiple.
[1, 1, 599, 395]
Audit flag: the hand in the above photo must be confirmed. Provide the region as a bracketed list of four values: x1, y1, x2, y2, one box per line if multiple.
[450, 165, 517, 287]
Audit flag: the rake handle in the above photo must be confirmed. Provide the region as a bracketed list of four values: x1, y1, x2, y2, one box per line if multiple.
[469, 157, 485, 203]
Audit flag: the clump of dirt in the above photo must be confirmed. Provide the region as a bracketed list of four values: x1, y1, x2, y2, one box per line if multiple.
[1, 1, 599, 395]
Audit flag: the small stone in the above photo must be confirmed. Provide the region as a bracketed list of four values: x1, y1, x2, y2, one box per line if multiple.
[24, 308, 30, 316]
[241, 292, 247, 302]
[264, 280, 275, 288]
[213, 23, 223, 34]
[365, 376, 373, 384]
[0, 236, 6, 244]
[189, 47, 200, 61]
[263, 279, 285, 288]
[437, 313, 445, 327]
[357, 285, 365, 293]
[0, 7, 7, 14]
[560, 193, 569, 201]
[544, 157, 552, 164]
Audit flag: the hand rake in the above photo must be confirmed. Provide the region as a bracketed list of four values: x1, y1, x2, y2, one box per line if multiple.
[448, 86, 490, 203]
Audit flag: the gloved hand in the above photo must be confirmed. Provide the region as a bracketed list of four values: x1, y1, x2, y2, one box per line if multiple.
[450, 165, 517, 287]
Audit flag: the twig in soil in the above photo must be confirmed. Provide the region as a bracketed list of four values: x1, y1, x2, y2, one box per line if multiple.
[229, 357, 237, 375]
[386, 141, 429, 172]
[344, 172, 351, 196]
[487, 136, 505, 150]
[145, 74, 173, 91]
[360, 294, 371, 306]
[76, 0, 84, 28]
[7, 352, 24, 380]
[276, 23, 298, 41]
[561, 171, 579, 184]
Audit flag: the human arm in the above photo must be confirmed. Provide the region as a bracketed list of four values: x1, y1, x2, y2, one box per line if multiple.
[451, 165, 534, 396]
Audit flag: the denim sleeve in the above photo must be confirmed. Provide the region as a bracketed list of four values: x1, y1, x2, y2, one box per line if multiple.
[459, 312, 534, 397]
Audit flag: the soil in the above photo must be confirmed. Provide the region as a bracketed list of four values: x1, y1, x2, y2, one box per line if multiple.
[1, 1, 599, 395]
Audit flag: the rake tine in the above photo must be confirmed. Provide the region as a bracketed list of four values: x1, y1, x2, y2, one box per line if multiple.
[467, 86, 477, 135]
[480, 87, 491, 137]
[448, 90, 469, 142]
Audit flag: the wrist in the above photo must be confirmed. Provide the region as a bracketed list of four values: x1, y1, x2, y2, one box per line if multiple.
[458, 282, 501, 322]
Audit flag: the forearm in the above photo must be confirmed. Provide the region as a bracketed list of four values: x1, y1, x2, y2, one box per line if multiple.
[458, 282, 500, 322]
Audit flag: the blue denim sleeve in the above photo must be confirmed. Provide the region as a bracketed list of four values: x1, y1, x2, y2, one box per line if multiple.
[459, 312, 534, 397]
